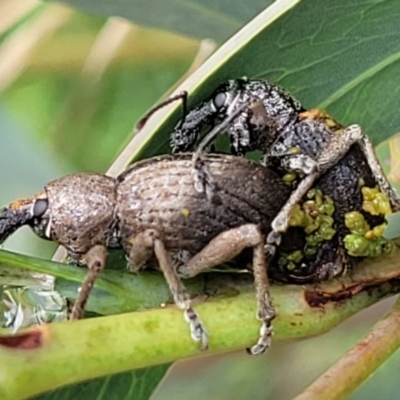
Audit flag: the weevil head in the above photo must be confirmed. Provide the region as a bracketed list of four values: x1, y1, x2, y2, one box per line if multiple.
[1, 173, 119, 254]
[171, 79, 245, 153]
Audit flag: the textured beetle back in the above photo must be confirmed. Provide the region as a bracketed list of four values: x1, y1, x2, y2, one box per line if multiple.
[116, 153, 292, 257]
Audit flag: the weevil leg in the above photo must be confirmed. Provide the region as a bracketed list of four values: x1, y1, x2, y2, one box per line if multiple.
[153, 239, 208, 350]
[358, 134, 400, 210]
[70, 245, 107, 320]
[249, 238, 275, 355]
[179, 224, 275, 355]
[191, 101, 249, 199]
[280, 153, 318, 175]
[267, 171, 318, 247]
[192, 152, 216, 200]
[267, 124, 364, 247]
[312, 121, 396, 196]
[127, 230, 208, 350]
[317, 124, 364, 170]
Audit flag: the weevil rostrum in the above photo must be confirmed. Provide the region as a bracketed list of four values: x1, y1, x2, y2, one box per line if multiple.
[165, 78, 399, 279]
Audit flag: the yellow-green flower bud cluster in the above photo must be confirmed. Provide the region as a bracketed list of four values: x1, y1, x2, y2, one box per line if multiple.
[343, 186, 394, 258]
[361, 186, 392, 216]
[278, 189, 336, 271]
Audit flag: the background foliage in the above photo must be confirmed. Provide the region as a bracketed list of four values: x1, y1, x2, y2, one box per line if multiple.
[1, 0, 400, 398]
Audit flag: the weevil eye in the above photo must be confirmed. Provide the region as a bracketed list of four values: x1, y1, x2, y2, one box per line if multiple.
[212, 92, 227, 109]
[32, 198, 48, 218]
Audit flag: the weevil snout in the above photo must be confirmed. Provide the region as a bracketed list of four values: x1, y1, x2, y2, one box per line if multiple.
[0, 195, 47, 243]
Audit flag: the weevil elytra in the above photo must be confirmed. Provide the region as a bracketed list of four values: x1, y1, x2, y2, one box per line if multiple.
[163, 78, 399, 278]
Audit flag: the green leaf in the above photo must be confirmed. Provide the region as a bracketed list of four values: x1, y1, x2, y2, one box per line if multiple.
[4, 62, 194, 172]
[32, 365, 170, 400]
[114, 0, 400, 169]
[51, 0, 275, 41]
[376, 132, 400, 194]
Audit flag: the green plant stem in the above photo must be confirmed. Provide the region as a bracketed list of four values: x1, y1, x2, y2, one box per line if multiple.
[293, 296, 400, 400]
[0, 275, 399, 400]
[2, 249, 400, 399]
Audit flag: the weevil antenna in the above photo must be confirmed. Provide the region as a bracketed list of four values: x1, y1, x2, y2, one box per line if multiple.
[135, 91, 188, 133]
[178, 91, 188, 129]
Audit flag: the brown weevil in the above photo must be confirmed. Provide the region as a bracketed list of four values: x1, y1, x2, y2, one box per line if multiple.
[0, 152, 299, 354]
[1, 107, 307, 355]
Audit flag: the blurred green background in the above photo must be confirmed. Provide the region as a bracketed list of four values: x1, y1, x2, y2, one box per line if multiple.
[0, 0, 198, 256]
[1, 1, 400, 399]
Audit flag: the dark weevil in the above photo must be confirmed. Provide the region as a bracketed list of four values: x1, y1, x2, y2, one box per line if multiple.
[140, 78, 399, 278]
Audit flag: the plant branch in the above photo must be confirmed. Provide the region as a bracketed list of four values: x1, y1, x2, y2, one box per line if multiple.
[1, 249, 400, 399]
[293, 294, 400, 400]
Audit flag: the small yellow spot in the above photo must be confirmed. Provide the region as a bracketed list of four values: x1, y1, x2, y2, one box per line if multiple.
[9, 200, 23, 210]
[344, 211, 369, 235]
[181, 208, 190, 218]
[364, 223, 387, 239]
[286, 250, 303, 263]
[288, 146, 301, 155]
[283, 172, 297, 183]
[298, 108, 323, 121]
[364, 230, 375, 240]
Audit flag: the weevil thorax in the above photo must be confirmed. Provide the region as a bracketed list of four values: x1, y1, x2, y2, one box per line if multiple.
[266, 118, 336, 165]
[225, 79, 306, 154]
[30, 173, 118, 255]
[233, 79, 304, 128]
